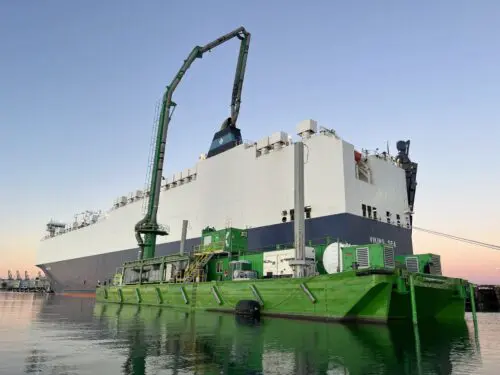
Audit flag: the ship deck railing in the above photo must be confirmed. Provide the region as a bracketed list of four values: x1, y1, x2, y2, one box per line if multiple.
[121, 253, 190, 268]
[191, 241, 246, 255]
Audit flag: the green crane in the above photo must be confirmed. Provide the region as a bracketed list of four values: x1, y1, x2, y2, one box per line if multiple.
[135, 27, 251, 260]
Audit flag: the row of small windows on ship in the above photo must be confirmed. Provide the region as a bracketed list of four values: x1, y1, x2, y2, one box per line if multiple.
[281, 206, 312, 223]
[361, 204, 409, 228]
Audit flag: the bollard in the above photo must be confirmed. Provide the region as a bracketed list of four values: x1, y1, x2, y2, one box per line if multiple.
[409, 275, 422, 374]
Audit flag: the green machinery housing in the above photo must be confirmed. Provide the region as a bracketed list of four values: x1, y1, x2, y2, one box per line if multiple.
[341, 245, 442, 276]
[117, 227, 263, 286]
[113, 226, 443, 287]
[396, 253, 442, 275]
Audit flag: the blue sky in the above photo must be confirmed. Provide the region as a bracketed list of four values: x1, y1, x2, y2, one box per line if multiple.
[1, 1, 499, 281]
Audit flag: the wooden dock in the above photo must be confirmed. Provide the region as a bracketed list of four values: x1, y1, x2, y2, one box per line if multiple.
[466, 284, 500, 312]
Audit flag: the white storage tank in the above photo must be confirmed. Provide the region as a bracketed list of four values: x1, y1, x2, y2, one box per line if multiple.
[322, 242, 352, 274]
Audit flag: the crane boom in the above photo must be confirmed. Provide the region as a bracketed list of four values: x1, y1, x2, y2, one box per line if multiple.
[135, 27, 251, 260]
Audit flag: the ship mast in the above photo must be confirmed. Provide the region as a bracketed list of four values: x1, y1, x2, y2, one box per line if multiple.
[135, 27, 251, 260]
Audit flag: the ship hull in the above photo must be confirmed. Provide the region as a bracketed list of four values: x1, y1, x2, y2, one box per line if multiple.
[37, 213, 412, 293]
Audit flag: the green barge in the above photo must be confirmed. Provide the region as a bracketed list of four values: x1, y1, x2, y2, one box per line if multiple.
[96, 226, 470, 324]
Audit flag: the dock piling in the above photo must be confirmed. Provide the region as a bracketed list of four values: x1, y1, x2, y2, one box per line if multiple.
[409, 274, 418, 325]
[469, 283, 479, 336]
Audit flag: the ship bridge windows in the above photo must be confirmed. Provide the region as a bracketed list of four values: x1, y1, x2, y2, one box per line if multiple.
[305, 206, 311, 218]
[361, 204, 378, 220]
[283, 206, 311, 222]
[361, 206, 402, 226]
[281, 210, 287, 223]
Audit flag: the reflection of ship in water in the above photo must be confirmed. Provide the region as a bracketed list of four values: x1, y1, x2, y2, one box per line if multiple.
[14, 294, 481, 375]
[92, 302, 478, 375]
[14, 293, 480, 375]
[19, 295, 97, 375]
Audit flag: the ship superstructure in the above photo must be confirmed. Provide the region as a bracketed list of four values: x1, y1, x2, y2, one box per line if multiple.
[36, 119, 417, 292]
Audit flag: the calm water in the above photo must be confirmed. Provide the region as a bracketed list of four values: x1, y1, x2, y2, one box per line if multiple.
[0, 292, 499, 375]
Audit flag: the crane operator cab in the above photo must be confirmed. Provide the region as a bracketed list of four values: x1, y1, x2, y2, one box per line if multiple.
[207, 117, 243, 158]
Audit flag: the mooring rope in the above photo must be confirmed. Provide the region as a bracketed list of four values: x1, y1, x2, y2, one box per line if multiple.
[413, 226, 500, 251]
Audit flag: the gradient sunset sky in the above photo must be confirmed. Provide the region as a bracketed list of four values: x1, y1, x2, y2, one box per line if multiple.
[1, 1, 499, 284]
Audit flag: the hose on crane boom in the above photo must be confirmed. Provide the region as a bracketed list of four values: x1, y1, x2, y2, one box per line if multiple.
[135, 27, 251, 260]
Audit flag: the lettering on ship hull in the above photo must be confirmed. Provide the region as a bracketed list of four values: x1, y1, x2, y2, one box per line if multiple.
[369, 236, 397, 248]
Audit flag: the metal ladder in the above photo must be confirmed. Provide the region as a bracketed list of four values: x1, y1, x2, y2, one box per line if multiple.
[141, 99, 162, 215]
[182, 252, 214, 283]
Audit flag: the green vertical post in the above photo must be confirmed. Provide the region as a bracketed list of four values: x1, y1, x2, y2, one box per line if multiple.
[139, 263, 143, 285]
[413, 320, 423, 375]
[159, 261, 165, 284]
[469, 283, 479, 335]
[410, 274, 422, 374]
[409, 274, 418, 325]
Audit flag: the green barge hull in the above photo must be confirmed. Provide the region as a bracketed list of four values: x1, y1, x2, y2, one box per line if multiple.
[96, 270, 467, 323]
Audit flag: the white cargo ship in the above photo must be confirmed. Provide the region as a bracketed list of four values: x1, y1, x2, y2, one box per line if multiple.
[36, 119, 418, 292]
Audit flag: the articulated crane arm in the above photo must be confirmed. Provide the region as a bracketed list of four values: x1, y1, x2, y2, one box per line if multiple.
[135, 27, 251, 260]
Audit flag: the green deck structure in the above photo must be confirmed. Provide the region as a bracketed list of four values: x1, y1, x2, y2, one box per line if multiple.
[96, 226, 470, 324]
